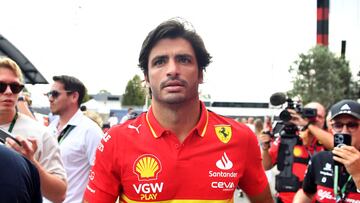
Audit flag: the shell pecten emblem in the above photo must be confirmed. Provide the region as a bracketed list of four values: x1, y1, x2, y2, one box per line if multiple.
[133, 154, 162, 181]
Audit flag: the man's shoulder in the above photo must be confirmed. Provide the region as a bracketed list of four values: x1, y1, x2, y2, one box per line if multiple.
[16, 113, 48, 133]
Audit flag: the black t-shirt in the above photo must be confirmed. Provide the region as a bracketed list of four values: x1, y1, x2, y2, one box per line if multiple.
[0, 145, 42, 202]
[303, 151, 360, 202]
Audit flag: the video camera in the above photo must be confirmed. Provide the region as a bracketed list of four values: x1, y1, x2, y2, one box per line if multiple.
[269, 92, 318, 192]
[270, 92, 317, 123]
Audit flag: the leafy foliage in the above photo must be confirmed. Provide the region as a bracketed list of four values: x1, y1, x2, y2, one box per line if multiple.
[288, 46, 358, 109]
[122, 75, 146, 106]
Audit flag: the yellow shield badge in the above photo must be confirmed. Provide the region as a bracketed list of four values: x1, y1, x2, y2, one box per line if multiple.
[215, 125, 232, 144]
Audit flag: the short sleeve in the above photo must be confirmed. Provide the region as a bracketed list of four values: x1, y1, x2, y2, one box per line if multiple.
[268, 137, 280, 165]
[83, 129, 121, 203]
[238, 130, 269, 196]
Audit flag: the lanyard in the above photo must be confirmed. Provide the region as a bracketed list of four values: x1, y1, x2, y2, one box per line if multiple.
[58, 125, 75, 144]
[8, 111, 18, 133]
[333, 165, 352, 202]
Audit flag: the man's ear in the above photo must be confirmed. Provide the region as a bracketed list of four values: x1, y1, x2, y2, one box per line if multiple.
[72, 92, 79, 104]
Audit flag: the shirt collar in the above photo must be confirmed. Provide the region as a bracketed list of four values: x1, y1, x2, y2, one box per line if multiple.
[145, 101, 209, 139]
[51, 109, 83, 132]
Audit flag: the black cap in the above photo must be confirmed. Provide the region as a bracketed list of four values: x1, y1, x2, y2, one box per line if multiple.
[330, 100, 360, 120]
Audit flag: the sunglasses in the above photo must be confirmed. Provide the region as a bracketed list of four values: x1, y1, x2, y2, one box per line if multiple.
[45, 90, 73, 99]
[0, 82, 25, 94]
[332, 121, 359, 132]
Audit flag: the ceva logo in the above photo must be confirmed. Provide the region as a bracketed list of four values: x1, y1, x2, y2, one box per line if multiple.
[133, 154, 162, 181]
[216, 152, 233, 170]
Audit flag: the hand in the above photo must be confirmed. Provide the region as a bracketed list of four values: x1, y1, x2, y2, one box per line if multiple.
[259, 131, 272, 150]
[332, 145, 360, 178]
[6, 135, 38, 163]
[288, 109, 309, 127]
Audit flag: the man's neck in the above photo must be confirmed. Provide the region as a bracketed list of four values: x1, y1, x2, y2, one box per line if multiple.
[0, 109, 16, 125]
[151, 99, 201, 143]
[57, 107, 79, 130]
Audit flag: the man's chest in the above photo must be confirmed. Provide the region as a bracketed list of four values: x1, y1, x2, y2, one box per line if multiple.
[118, 137, 246, 201]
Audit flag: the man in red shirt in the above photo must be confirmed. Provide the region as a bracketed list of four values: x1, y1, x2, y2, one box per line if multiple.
[83, 18, 273, 203]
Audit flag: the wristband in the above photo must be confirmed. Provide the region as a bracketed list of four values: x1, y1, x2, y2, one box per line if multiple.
[301, 122, 311, 131]
[357, 188, 360, 193]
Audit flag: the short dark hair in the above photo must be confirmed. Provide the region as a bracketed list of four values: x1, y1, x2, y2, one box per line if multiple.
[53, 75, 86, 107]
[138, 19, 212, 77]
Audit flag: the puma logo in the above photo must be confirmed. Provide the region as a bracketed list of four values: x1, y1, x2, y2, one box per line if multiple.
[128, 124, 142, 134]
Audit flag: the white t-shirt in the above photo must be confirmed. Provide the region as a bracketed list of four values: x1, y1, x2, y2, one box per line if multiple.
[107, 116, 118, 127]
[48, 110, 103, 203]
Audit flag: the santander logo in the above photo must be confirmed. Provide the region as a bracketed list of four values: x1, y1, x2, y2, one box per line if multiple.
[216, 152, 233, 170]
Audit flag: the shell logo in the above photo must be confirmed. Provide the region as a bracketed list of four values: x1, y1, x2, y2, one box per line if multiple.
[133, 154, 162, 181]
[293, 146, 303, 157]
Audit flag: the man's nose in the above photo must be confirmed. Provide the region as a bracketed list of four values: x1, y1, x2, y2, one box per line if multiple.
[340, 125, 351, 134]
[166, 59, 180, 77]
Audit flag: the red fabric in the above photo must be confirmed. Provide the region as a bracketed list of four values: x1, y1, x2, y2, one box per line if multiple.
[84, 102, 268, 202]
[268, 137, 324, 203]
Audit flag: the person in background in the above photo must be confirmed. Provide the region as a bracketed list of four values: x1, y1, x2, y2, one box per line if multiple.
[84, 18, 273, 203]
[46, 75, 103, 203]
[107, 112, 118, 127]
[0, 144, 42, 202]
[260, 102, 329, 203]
[119, 107, 134, 124]
[1, 57, 67, 202]
[293, 99, 360, 202]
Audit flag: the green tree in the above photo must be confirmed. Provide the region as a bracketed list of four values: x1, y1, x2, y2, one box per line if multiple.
[82, 88, 91, 103]
[122, 75, 146, 106]
[288, 45, 358, 109]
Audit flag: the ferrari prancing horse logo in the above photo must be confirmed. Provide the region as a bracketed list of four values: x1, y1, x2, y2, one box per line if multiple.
[215, 125, 232, 144]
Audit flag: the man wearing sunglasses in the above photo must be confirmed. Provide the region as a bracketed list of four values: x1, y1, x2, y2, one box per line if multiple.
[0, 57, 67, 202]
[46, 75, 103, 203]
[294, 100, 360, 202]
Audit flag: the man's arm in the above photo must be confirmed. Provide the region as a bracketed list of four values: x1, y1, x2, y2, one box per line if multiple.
[308, 124, 333, 149]
[247, 184, 274, 203]
[6, 136, 67, 202]
[288, 109, 333, 150]
[333, 145, 360, 188]
[259, 133, 275, 170]
[293, 189, 314, 203]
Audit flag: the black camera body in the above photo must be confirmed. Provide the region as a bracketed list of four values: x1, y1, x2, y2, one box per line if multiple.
[278, 99, 317, 123]
[269, 92, 316, 193]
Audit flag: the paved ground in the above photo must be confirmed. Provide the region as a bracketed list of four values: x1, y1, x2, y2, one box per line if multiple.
[233, 189, 250, 203]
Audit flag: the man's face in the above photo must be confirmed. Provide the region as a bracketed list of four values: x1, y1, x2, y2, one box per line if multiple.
[0, 68, 21, 114]
[314, 106, 326, 128]
[331, 114, 360, 149]
[48, 81, 72, 115]
[146, 38, 202, 105]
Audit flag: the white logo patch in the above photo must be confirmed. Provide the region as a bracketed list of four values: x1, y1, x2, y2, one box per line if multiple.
[128, 124, 142, 134]
[216, 152, 233, 170]
[340, 104, 351, 111]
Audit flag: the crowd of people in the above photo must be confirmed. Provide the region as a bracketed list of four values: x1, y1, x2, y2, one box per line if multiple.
[0, 18, 359, 203]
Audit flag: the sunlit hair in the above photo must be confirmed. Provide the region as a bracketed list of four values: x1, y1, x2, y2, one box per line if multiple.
[53, 75, 86, 107]
[0, 57, 24, 83]
[138, 18, 212, 78]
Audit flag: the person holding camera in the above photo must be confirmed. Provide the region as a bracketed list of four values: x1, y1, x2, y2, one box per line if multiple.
[293, 100, 360, 202]
[260, 102, 328, 203]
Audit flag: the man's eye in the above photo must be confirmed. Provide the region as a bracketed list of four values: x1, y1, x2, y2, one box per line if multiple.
[153, 58, 166, 66]
[178, 56, 191, 64]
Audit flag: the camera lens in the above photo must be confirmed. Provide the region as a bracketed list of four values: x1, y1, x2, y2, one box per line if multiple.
[279, 110, 292, 122]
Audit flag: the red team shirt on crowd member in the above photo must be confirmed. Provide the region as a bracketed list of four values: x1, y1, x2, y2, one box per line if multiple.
[84, 102, 268, 202]
[268, 137, 324, 202]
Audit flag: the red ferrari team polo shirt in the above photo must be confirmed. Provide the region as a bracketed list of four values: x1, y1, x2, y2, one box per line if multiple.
[84, 101, 268, 202]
